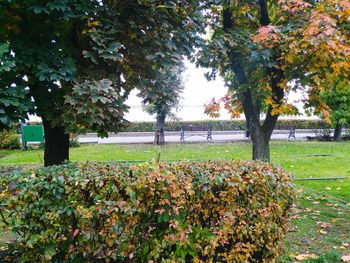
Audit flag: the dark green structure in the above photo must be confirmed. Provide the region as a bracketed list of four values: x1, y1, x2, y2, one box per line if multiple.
[22, 125, 44, 148]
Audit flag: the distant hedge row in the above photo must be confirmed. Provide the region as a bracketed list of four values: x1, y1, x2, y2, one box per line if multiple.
[1, 161, 294, 262]
[122, 119, 329, 132]
[25, 119, 330, 133]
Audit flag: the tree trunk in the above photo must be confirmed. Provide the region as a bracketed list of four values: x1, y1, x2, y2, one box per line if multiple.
[334, 122, 342, 141]
[223, 0, 282, 163]
[154, 114, 166, 145]
[42, 119, 70, 166]
[250, 121, 271, 162]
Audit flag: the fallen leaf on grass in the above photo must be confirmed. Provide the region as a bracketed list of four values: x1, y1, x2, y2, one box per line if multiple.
[289, 253, 296, 259]
[288, 226, 298, 232]
[293, 207, 303, 213]
[296, 189, 303, 194]
[295, 253, 319, 261]
[317, 221, 332, 229]
[341, 255, 350, 262]
[340, 243, 350, 249]
[326, 203, 339, 207]
[319, 230, 327, 235]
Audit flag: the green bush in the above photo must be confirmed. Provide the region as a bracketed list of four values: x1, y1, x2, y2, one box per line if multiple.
[1, 161, 294, 262]
[0, 128, 21, 149]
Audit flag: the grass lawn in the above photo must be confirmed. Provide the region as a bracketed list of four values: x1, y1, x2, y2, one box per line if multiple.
[0, 141, 349, 262]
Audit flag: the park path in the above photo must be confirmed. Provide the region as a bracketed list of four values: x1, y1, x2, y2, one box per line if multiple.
[78, 130, 315, 144]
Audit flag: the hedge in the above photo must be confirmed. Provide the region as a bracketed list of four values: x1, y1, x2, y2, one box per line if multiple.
[122, 119, 329, 132]
[0, 161, 294, 262]
[28, 119, 331, 132]
[25, 119, 330, 133]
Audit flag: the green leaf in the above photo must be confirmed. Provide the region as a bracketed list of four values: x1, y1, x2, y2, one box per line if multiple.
[157, 214, 163, 223]
[163, 211, 170, 222]
[44, 244, 56, 260]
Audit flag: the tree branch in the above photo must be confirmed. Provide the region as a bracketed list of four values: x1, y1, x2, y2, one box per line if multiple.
[262, 65, 284, 135]
[257, 0, 285, 135]
[222, 3, 260, 123]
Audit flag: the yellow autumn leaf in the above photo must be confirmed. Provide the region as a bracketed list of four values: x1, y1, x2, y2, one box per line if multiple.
[319, 229, 327, 234]
[285, 53, 294, 64]
[295, 253, 319, 261]
[340, 243, 350, 249]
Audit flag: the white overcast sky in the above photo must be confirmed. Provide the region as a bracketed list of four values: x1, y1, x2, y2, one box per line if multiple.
[125, 60, 309, 122]
[29, 60, 310, 123]
[125, 60, 230, 122]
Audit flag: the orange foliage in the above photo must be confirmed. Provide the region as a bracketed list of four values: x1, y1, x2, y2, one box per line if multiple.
[207, 0, 350, 120]
[204, 95, 242, 119]
[252, 25, 281, 49]
[278, 0, 312, 14]
[204, 98, 221, 118]
[276, 0, 350, 117]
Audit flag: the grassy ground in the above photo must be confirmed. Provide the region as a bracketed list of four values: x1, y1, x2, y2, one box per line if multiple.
[1, 141, 350, 178]
[0, 141, 349, 262]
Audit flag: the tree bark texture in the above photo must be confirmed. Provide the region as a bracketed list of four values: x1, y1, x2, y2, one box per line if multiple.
[154, 114, 166, 145]
[42, 118, 70, 166]
[250, 121, 271, 162]
[333, 122, 342, 141]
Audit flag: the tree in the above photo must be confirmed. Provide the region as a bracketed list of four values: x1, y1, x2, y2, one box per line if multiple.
[305, 81, 350, 141]
[139, 60, 185, 145]
[1, 0, 122, 165]
[0, 0, 205, 165]
[323, 88, 350, 141]
[198, 0, 350, 162]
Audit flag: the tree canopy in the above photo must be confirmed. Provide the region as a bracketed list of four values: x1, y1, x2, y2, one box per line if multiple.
[140, 60, 185, 119]
[139, 60, 185, 144]
[199, 0, 350, 161]
[0, 0, 205, 165]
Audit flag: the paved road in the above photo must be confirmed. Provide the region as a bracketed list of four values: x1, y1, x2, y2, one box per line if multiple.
[78, 130, 316, 144]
